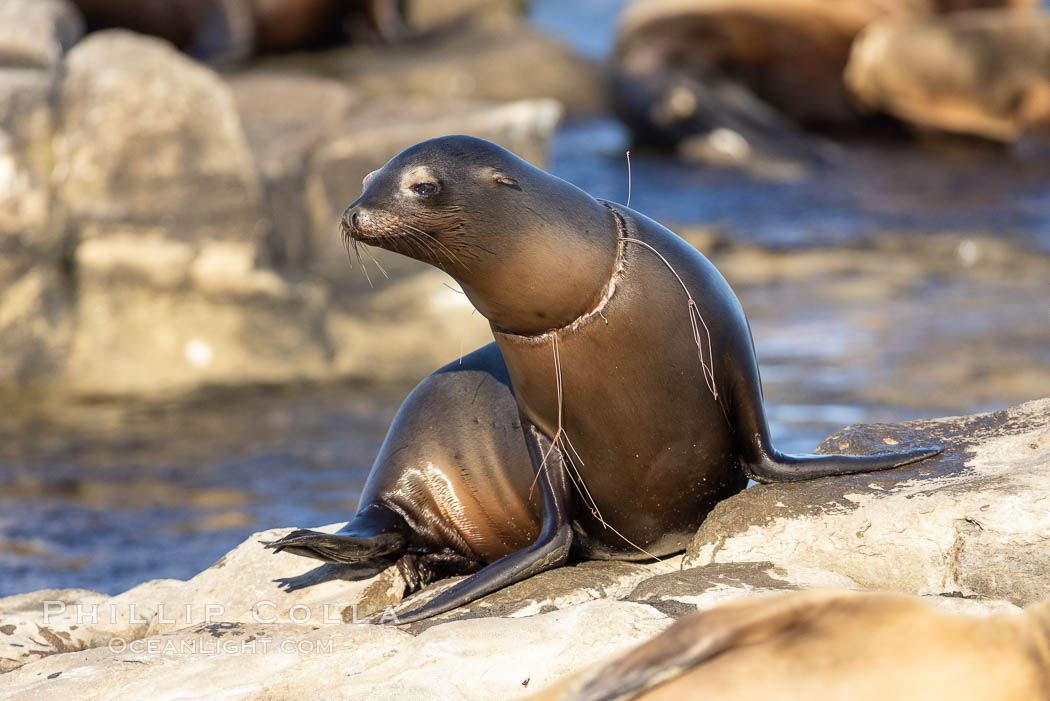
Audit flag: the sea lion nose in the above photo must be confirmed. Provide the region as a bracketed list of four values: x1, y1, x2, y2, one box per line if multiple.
[341, 205, 359, 235]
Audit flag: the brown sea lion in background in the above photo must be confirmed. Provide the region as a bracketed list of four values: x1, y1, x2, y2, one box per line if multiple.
[68, 0, 407, 64]
[846, 9, 1050, 143]
[610, 0, 1036, 148]
[530, 589, 1050, 701]
[267, 135, 941, 623]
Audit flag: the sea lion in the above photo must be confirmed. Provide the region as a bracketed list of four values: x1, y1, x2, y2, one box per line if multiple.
[529, 589, 1050, 701]
[69, 0, 406, 64]
[845, 9, 1050, 143]
[268, 135, 941, 623]
[610, 0, 1036, 148]
[272, 342, 543, 594]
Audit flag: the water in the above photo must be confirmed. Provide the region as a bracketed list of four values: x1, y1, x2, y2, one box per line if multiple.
[2, 1, 1049, 598]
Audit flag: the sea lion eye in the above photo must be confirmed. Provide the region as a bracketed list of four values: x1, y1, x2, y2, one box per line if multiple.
[411, 182, 440, 197]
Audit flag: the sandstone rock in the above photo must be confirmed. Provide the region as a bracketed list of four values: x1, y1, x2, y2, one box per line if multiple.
[64, 267, 334, 396]
[39, 32, 356, 395]
[846, 9, 1050, 142]
[628, 561, 861, 618]
[683, 398, 1050, 606]
[147, 524, 400, 635]
[0, 0, 83, 71]
[0, 600, 669, 700]
[0, 620, 412, 699]
[0, 70, 60, 282]
[254, 19, 601, 116]
[0, 67, 71, 388]
[340, 601, 670, 698]
[54, 31, 262, 247]
[0, 268, 74, 385]
[327, 267, 494, 383]
[396, 559, 681, 634]
[0, 579, 183, 674]
[227, 73, 357, 270]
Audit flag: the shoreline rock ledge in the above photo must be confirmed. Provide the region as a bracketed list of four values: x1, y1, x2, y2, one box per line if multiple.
[685, 396, 1050, 606]
[0, 398, 1046, 699]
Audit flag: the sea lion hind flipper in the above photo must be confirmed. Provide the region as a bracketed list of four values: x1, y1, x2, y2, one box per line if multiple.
[387, 423, 573, 625]
[557, 590, 861, 701]
[744, 442, 944, 483]
[265, 505, 409, 564]
[728, 373, 943, 482]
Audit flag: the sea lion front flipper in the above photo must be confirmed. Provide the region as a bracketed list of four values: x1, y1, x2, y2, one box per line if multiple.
[388, 423, 573, 624]
[264, 503, 407, 564]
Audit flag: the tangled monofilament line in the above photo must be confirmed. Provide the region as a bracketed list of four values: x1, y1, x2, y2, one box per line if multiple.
[529, 334, 662, 562]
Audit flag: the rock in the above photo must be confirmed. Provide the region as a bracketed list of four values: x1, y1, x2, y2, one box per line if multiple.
[54, 31, 262, 248]
[845, 9, 1050, 142]
[147, 524, 401, 635]
[627, 561, 862, 618]
[3, 397, 1039, 689]
[253, 19, 601, 116]
[0, 0, 83, 71]
[396, 559, 681, 634]
[0, 579, 183, 674]
[226, 73, 357, 270]
[341, 601, 670, 698]
[0, 70, 61, 284]
[39, 31, 345, 395]
[0, 600, 669, 699]
[0, 14, 73, 389]
[683, 398, 1050, 606]
[0, 269, 74, 385]
[327, 267, 494, 383]
[63, 239, 335, 394]
[0, 620, 412, 698]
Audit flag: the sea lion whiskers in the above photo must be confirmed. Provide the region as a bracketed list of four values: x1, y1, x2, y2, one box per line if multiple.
[399, 221, 469, 272]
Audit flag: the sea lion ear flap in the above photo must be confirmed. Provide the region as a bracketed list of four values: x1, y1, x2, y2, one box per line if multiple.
[492, 172, 522, 191]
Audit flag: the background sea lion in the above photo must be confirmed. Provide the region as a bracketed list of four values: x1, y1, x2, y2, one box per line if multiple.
[268, 135, 941, 623]
[846, 9, 1050, 143]
[69, 0, 406, 64]
[530, 589, 1050, 701]
[609, 0, 1036, 149]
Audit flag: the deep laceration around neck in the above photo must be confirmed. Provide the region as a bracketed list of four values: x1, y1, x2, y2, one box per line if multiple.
[492, 202, 627, 343]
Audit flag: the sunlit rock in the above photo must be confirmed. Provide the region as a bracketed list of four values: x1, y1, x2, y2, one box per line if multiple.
[684, 398, 1050, 606]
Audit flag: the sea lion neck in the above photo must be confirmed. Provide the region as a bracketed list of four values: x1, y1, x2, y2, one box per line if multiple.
[454, 193, 623, 337]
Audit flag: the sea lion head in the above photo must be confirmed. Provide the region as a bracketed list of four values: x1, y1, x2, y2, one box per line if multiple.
[342, 135, 621, 336]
